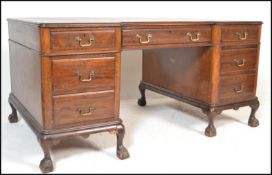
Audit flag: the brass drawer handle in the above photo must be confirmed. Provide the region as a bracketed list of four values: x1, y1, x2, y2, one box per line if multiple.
[233, 58, 245, 67]
[76, 70, 96, 82]
[236, 32, 248, 40]
[136, 34, 152, 44]
[186, 32, 200, 42]
[233, 84, 244, 93]
[76, 36, 95, 47]
[77, 105, 96, 116]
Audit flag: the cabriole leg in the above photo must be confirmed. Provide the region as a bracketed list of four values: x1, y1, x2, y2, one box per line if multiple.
[38, 137, 53, 173]
[248, 100, 260, 127]
[202, 109, 221, 137]
[205, 115, 217, 137]
[8, 102, 18, 123]
[138, 83, 146, 106]
[116, 124, 129, 160]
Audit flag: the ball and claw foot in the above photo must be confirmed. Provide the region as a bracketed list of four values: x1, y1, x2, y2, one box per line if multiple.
[138, 97, 146, 106]
[39, 158, 53, 173]
[8, 103, 18, 123]
[138, 84, 146, 106]
[117, 146, 130, 160]
[205, 124, 216, 137]
[248, 117, 259, 127]
[8, 113, 18, 123]
[116, 123, 130, 160]
[248, 101, 260, 128]
[203, 110, 219, 137]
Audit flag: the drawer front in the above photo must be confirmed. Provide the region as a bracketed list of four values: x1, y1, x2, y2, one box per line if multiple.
[53, 91, 115, 128]
[122, 26, 211, 47]
[221, 48, 258, 74]
[52, 56, 115, 95]
[50, 28, 116, 52]
[222, 25, 260, 44]
[219, 74, 256, 103]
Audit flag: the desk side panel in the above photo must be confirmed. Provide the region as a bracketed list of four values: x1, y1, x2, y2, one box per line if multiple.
[8, 21, 41, 51]
[9, 41, 43, 125]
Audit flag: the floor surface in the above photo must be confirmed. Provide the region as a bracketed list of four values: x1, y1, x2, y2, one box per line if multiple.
[2, 97, 271, 173]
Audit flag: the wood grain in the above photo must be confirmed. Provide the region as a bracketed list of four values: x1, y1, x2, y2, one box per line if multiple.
[114, 53, 121, 120]
[51, 29, 115, 51]
[219, 73, 256, 103]
[122, 25, 211, 48]
[253, 25, 262, 95]
[221, 48, 258, 74]
[8, 20, 40, 51]
[41, 56, 53, 130]
[41, 27, 120, 55]
[209, 24, 221, 104]
[222, 24, 261, 45]
[9, 41, 43, 125]
[52, 55, 115, 95]
[53, 91, 115, 129]
[143, 47, 211, 103]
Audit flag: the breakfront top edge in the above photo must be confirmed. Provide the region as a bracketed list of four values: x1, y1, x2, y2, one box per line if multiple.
[7, 18, 263, 28]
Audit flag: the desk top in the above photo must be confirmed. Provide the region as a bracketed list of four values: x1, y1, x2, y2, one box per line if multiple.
[8, 18, 262, 27]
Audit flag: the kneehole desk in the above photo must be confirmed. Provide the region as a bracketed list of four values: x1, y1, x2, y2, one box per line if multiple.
[7, 18, 262, 173]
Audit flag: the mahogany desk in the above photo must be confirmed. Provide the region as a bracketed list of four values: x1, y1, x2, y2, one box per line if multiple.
[7, 18, 262, 173]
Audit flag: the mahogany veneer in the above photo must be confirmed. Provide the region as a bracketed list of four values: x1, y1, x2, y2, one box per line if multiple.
[7, 18, 262, 173]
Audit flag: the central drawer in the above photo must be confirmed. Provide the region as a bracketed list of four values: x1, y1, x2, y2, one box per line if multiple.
[122, 26, 211, 48]
[52, 55, 115, 95]
[53, 91, 115, 128]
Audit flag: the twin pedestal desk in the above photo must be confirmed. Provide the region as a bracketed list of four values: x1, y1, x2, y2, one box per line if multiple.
[7, 18, 262, 173]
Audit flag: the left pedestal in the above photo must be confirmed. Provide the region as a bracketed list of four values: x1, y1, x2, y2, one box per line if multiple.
[8, 94, 129, 173]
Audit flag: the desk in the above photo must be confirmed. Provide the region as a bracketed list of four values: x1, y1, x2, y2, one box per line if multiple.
[7, 18, 262, 173]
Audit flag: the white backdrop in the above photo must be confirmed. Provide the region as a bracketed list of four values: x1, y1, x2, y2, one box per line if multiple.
[1, 1, 271, 173]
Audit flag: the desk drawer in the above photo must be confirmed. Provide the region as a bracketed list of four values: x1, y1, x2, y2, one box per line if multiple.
[52, 55, 115, 95]
[53, 91, 115, 128]
[222, 25, 260, 44]
[50, 28, 116, 52]
[219, 73, 256, 103]
[122, 26, 211, 47]
[221, 48, 258, 74]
